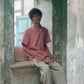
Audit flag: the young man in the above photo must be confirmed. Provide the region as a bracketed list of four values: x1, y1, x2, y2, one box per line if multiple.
[22, 8, 67, 84]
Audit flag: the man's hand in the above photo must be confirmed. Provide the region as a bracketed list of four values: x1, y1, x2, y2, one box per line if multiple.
[50, 56, 61, 63]
[23, 46, 43, 62]
[45, 45, 61, 63]
[35, 57, 43, 62]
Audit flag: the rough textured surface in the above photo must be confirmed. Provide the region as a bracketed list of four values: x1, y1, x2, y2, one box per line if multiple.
[0, 0, 5, 61]
[4, 0, 14, 84]
[9, 61, 35, 69]
[4, 0, 14, 62]
[52, 0, 67, 68]
[67, 0, 84, 84]
[8, 66, 41, 84]
[0, 0, 5, 84]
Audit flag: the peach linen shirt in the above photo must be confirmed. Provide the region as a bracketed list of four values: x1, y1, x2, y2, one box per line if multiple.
[22, 24, 52, 61]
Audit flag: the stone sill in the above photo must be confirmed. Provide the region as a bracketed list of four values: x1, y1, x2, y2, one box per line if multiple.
[8, 61, 40, 78]
[9, 61, 35, 69]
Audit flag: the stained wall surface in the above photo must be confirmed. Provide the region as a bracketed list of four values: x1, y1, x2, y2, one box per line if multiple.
[0, 0, 5, 84]
[52, 0, 67, 69]
[67, 0, 84, 84]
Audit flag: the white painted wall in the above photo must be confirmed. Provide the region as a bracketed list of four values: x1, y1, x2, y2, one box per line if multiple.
[24, 0, 34, 14]
[67, 0, 84, 84]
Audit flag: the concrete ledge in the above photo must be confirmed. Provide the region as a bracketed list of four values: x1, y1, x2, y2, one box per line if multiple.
[9, 61, 35, 69]
[8, 61, 41, 84]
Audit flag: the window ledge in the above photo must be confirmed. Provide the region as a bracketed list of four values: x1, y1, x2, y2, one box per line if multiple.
[9, 61, 35, 69]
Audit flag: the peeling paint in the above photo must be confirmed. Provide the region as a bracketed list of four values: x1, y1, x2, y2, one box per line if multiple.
[0, 1, 5, 84]
[4, 0, 14, 62]
[45, 0, 52, 3]
[52, 0, 67, 67]
[0, 48, 4, 60]
[67, 0, 84, 84]
[7, 66, 41, 84]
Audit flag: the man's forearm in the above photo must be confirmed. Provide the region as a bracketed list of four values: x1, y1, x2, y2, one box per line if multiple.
[45, 45, 52, 57]
[23, 46, 41, 59]
[45, 45, 60, 62]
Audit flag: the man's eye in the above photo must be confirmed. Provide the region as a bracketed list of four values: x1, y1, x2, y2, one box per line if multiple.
[37, 15, 40, 16]
[34, 15, 36, 17]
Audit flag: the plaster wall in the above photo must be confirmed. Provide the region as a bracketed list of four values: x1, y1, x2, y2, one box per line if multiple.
[67, 0, 84, 84]
[52, 0, 67, 69]
[0, 0, 5, 84]
[24, 0, 34, 14]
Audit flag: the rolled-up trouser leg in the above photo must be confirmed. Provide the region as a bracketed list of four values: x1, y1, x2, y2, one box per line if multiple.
[33, 60, 52, 84]
[49, 62, 67, 84]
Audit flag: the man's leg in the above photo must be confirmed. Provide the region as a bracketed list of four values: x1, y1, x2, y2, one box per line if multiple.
[49, 62, 67, 84]
[32, 60, 52, 84]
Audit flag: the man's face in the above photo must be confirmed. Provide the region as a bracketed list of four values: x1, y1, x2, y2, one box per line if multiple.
[32, 14, 41, 24]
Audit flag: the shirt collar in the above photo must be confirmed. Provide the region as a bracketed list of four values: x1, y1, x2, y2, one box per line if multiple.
[31, 24, 44, 31]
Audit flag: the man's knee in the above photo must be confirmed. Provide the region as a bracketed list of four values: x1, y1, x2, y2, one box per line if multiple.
[43, 64, 50, 72]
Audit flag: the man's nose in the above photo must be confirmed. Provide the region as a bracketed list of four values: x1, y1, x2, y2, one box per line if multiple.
[36, 16, 40, 19]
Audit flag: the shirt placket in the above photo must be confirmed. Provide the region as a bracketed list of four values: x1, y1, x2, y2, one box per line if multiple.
[34, 29, 43, 50]
[40, 29, 44, 51]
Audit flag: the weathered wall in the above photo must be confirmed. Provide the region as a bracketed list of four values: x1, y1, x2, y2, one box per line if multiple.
[23, 0, 34, 15]
[52, 0, 67, 68]
[0, 0, 5, 84]
[4, 0, 14, 62]
[4, 0, 14, 84]
[67, 0, 84, 84]
[34, 0, 53, 54]
[8, 66, 41, 84]
[0, 0, 15, 83]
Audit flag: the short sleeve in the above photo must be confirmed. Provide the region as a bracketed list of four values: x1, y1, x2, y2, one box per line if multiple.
[45, 29, 51, 44]
[21, 30, 30, 46]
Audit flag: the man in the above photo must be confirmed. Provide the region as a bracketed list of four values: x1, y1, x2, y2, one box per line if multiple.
[22, 8, 67, 84]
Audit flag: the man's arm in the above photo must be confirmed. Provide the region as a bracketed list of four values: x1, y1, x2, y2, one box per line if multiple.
[23, 46, 42, 61]
[45, 45, 60, 63]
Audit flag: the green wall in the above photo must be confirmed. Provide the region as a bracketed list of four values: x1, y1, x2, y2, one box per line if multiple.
[4, 0, 14, 84]
[52, 0, 67, 66]
[0, 0, 4, 61]
[4, 0, 14, 62]
[0, 0, 5, 84]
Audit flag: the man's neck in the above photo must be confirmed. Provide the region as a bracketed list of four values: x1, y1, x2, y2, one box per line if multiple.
[32, 23, 41, 28]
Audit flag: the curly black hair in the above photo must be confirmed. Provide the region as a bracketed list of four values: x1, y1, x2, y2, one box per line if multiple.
[28, 8, 42, 19]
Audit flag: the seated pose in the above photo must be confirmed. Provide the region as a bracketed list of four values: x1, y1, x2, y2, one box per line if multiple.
[22, 8, 67, 84]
